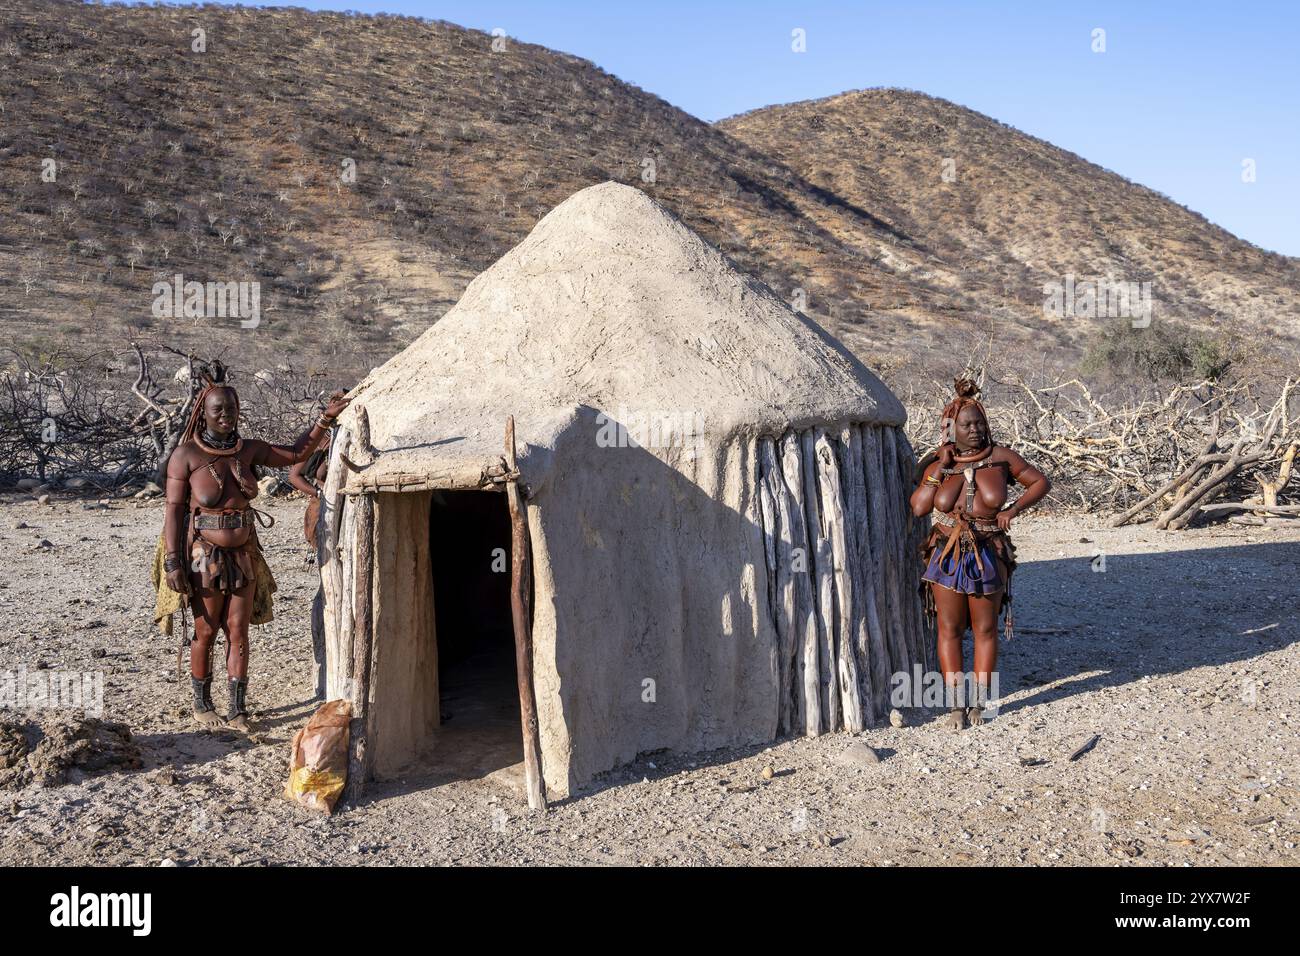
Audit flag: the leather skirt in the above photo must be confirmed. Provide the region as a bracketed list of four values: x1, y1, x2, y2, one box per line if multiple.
[188, 507, 269, 594]
[919, 511, 1018, 638]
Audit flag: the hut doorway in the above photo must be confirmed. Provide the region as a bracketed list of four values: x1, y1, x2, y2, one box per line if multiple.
[425, 489, 524, 783]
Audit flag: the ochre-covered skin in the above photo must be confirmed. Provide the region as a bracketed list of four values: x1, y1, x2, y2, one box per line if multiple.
[909, 402, 1051, 726]
[288, 431, 333, 548]
[162, 387, 348, 698]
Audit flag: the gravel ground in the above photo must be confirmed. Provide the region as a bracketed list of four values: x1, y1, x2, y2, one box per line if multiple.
[0, 492, 1296, 866]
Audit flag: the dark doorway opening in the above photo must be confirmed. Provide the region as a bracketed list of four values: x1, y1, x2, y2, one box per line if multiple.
[425, 489, 523, 786]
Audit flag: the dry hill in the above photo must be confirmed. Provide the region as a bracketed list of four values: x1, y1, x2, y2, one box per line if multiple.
[1, 2, 1295, 384]
[720, 88, 1300, 374]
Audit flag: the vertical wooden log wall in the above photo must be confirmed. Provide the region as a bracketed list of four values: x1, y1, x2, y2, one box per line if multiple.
[756, 423, 928, 733]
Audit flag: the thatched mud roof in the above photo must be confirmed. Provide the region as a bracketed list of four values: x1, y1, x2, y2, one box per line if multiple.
[338, 181, 903, 492]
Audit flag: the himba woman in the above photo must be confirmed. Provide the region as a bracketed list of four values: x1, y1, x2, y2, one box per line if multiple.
[155, 371, 350, 730]
[909, 378, 1051, 730]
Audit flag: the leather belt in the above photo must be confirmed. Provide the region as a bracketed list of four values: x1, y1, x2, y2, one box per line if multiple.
[932, 509, 1000, 533]
[932, 509, 1001, 575]
[192, 507, 274, 530]
[194, 510, 254, 530]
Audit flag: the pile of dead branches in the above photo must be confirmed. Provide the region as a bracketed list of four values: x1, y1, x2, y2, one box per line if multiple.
[0, 348, 142, 489]
[0, 344, 338, 490]
[903, 374, 1299, 529]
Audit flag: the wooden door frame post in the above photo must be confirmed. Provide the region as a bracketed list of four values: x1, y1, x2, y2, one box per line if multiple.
[504, 416, 548, 810]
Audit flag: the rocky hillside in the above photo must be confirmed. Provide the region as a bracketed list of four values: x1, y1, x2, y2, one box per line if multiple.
[720, 89, 1300, 371]
[1, 2, 1295, 384]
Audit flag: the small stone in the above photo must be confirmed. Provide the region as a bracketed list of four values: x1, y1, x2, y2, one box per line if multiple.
[91, 648, 107, 659]
[11, 520, 28, 530]
[760, 765, 774, 780]
[889, 708, 905, 728]
[159, 858, 178, 867]
[36, 495, 50, 505]
[836, 743, 881, 768]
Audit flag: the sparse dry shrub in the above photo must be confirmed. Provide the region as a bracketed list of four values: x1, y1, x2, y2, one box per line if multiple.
[0, 344, 339, 489]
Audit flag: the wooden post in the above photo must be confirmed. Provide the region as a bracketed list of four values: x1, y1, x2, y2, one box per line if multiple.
[505, 416, 548, 811]
[804, 428, 839, 732]
[758, 437, 793, 734]
[345, 491, 375, 804]
[840, 425, 886, 723]
[881, 427, 911, 674]
[894, 428, 931, 672]
[318, 426, 352, 700]
[815, 431, 864, 732]
[781, 432, 821, 737]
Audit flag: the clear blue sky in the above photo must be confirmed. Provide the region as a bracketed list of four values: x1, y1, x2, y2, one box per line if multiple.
[131, 1, 1299, 256]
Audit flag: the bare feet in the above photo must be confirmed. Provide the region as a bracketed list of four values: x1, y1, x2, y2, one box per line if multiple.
[966, 705, 985, 726]
[193, 707, 221, 728]
[944, 707, 966, 731]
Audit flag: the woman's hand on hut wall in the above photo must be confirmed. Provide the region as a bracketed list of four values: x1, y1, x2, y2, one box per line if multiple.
[322, 390, 351, 420]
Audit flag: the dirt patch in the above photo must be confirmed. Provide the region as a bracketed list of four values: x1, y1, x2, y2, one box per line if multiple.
[0, 491, 1296, 865]
[0, 712, 141, 790]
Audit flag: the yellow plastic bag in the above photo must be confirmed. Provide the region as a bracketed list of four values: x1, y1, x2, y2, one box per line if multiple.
[284, 699, 352, 814]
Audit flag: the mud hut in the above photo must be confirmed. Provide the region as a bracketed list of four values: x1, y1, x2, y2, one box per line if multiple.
[319, 182, 932, 805]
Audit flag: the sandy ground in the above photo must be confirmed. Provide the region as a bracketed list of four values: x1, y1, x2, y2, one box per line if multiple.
[0, 491, 1296, 866]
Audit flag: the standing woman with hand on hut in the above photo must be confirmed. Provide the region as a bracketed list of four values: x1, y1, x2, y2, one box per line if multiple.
[154, 372, 350, 731]
[910, 378, 1051, 729]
